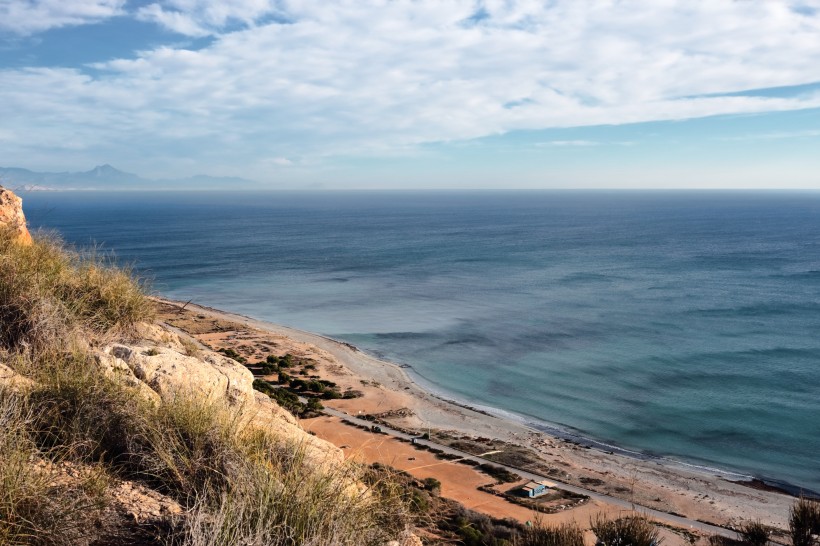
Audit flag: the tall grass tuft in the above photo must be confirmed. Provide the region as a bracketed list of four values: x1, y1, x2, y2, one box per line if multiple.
[0, 228, 153, 353]
[520, 520, 586, 546]
[175, 441, 408, 546]
[591, 513, 663, 546]
[738, 520, 769, 546]
[790, 497, 820, 546]
[0, 387, 109, 545]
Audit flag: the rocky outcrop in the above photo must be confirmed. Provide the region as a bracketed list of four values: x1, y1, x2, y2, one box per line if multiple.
[0, 362, 36, 391]
[96, 323, 343, 465]
[0, 186, 33, 245]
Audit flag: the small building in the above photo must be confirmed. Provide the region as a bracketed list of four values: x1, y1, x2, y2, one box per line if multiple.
[520, 480, 556, 498]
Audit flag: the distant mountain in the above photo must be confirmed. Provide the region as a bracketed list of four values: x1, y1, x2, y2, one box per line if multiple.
[0, 165, 259, 190]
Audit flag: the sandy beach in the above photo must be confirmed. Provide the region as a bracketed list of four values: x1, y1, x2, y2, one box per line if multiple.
[156, 297, 797, 542]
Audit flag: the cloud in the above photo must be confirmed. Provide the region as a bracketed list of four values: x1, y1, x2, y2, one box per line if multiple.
[136, 0, 286, 36]
[3, 1, 820, 178]
[0, 0, 125, 35]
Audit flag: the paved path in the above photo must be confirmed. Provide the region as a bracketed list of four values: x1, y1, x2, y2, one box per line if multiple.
[320, 406, 742, 539]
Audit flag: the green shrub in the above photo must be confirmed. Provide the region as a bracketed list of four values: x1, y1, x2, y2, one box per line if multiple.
[252, 379, 276, 396]
[268, 387, 306, 416]
[306, 397, 324, 412]
[423, 477, 441, 494]
[217, 347, 245, 363]
[321, 389, 343, 400]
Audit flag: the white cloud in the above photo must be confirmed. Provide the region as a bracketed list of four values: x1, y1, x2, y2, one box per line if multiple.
[136, 0, 285, 36]
[0, 0, 125, 35]
[3, 1, 820, 179]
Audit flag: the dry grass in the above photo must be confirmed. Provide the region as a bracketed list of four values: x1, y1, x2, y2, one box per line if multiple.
[591, 513, 663, 546]
[738, 520, 770, 546]
[520, 520, 585, 546]
[0, 228, 153, 353]
[8, 348, 410, 545]
[0, 387, 110, 545]
[174, 439, 408, 546]
[790, 497, 820, 546]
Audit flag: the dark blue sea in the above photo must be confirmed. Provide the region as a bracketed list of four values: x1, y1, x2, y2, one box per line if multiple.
[23, 191, 820, 492]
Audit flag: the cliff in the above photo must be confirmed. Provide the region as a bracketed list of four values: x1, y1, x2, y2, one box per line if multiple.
[0, 185, 33, 244]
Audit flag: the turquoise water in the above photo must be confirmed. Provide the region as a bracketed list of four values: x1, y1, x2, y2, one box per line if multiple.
[23, 191, 820, 491]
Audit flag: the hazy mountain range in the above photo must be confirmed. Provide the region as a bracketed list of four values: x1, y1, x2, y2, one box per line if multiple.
[0, 164, 258, 190]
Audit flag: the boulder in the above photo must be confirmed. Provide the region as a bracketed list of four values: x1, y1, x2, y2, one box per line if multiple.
[105, 343, 256, 408]
[0, 362, 35, 391]
[0, 186, 33, 245]
[98, 325, 343, 465]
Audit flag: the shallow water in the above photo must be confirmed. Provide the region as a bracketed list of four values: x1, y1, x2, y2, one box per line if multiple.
[24, 190, 820, 491]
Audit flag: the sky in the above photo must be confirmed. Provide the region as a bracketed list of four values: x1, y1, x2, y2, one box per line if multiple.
[1, 0, 820, 189]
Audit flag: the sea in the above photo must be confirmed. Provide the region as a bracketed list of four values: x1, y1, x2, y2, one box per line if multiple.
[22, 190, 820, 493]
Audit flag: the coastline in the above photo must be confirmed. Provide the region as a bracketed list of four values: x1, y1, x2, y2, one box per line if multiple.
[156, 296, 798, 532]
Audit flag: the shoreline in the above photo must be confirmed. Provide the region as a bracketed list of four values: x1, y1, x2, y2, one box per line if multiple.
[156, 296, 801, 531]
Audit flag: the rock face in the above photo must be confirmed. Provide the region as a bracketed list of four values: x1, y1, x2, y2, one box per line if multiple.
[96, 323, 343, 465]
[0, 186, 33, 245]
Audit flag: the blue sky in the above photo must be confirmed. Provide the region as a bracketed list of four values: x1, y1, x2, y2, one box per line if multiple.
[1, 1, 820, 189]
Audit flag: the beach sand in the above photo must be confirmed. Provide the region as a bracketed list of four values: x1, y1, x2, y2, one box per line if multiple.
[156, 298, 795, 541]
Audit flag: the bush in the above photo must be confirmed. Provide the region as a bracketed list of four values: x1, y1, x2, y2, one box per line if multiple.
[321, 389, 343, 400]
[252, 379, 276, 396]
[268, 387, 306, 416]
[217, 347, 245, 363]
[423, 477, 442, 494]
[306, 397, 324, 412]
